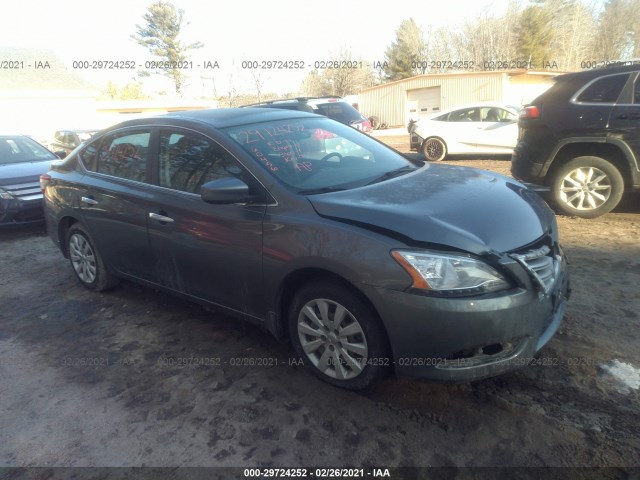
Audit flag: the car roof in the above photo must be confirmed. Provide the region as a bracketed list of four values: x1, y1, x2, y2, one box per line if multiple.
[55, 129, 100, 133]
[440, 102, 519, 112]
[554, 63, 640, 82]
[107, 108, 320, 131]
[425, 103, 520, 118]
[242, 96, 345, 108]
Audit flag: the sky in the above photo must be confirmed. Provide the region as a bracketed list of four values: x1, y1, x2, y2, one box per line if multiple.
[0, 0, 603, 97]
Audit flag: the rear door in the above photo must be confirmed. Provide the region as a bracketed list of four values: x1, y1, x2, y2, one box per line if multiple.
[146, 128, 266, 318]
[608, 72, 640, 172]
[77, 129, 156, 282]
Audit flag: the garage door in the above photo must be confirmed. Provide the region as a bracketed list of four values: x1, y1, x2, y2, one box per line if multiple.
[407, 87, 441, 123]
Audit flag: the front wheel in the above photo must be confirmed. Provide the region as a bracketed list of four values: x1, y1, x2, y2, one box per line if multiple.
[550, 156, 624, 218]
[422, 137, 447, 161]
[67, 224, 118, 291]
[288, 282, 390, 390]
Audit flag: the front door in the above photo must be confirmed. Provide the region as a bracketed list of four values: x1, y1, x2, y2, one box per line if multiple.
[146, 128, 266, 319]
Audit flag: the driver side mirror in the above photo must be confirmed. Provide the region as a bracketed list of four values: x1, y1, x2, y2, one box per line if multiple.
[201, 177, 250, 204]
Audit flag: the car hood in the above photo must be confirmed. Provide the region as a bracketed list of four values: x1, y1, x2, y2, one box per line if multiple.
[308, 164, 555, 255]
[0, 160, 52, 186]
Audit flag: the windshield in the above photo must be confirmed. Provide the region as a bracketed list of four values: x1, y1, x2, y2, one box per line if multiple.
[224, 117, 420, 193]
[0, 136, 57, 164]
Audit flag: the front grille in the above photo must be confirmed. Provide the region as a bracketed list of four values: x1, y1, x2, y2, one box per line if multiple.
[3, 182, 42, 201]
[510, 244, 560, 294]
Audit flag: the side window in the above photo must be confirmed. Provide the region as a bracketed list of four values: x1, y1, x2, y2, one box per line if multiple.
[159, 131, 243, 194]
[78, 142, 99, 172]
[480, 108, 517, 122]
[448, 108, 478, 122]
[96, 131, 150, 182]
[576, 74, 629, 103]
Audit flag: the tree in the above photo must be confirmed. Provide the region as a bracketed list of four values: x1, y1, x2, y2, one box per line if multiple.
[383, 19, 425, 80]
[442, 3, 521, 72]
[132, 1, 203, 94]
[516, 2, 555, 68]
[101, 81, 148, 100]
[300, 50, 375, 96]
[594, 0, 639, 60]
[544, 0, 597, 70]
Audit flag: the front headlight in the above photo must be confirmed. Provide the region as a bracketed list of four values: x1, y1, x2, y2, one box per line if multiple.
[391, 250, 512, 296]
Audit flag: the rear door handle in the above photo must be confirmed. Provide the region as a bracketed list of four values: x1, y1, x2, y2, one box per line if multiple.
[149, 212, 174, 223]
[80, 196, 98, 206]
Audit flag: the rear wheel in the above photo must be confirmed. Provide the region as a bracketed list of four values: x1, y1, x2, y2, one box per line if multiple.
[422, 137, 447, 161]
[288, 282, 390, 390]
[550, 156, 624, 218]
[67, 224, 118, 291]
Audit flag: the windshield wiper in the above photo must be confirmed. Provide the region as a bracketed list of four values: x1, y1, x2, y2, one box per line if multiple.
[366, 165, 416, 186]
[298, 186, 348, 195]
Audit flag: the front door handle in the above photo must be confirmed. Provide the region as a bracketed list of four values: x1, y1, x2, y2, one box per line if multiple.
[149, 212, 174, 223]
[80, 196, 98, 206]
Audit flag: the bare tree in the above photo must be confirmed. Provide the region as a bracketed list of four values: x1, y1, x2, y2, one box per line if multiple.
[545, 0, 598, 70]
[422, 3, 521, 72]
[300, 49, 375, 96]
[250, 71, 265, 103]
[594, 0, 639, 60]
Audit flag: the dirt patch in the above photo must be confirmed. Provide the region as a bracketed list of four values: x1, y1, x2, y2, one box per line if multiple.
[0, 137, 639, 471]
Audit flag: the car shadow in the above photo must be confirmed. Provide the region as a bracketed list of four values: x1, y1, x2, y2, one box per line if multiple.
[0, 222, 47, 240]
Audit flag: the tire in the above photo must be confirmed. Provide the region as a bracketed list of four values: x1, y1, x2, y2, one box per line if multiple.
[550, 156, 624, 219]
[288, 281, 390, 390]
[422, 137, 447, 161]
[67, 224, 118, 291]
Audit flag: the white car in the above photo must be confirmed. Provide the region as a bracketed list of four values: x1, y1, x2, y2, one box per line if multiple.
[408, 104, 520, 161]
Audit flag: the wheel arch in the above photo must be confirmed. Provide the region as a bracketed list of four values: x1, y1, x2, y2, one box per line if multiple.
[545, 140, 637, 187]
[57, 215, 80, 258]
[274, 268, 392, 354]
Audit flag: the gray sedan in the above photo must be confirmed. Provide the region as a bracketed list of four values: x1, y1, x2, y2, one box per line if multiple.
[42, 108, 570, 390]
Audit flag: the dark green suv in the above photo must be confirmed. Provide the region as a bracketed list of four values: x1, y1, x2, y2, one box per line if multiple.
[512, 63, 640, 218]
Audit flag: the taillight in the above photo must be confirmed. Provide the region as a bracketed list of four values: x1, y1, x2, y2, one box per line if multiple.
[313, 129, 337, 140]
[40, 174, 51, 193]
[520, 106, 541, 119]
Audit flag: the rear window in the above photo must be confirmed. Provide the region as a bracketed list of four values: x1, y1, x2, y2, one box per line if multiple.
[314, 102, 363, 124]
[575, 74, 630, 103]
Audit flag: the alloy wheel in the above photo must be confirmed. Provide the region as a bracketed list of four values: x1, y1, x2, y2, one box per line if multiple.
[69, 233, 97, 284]
[560, 166, 611, 210]
[423, 138, 446, 161]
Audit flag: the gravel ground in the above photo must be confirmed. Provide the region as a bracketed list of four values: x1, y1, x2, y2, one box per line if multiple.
[0, 135, 639, 476]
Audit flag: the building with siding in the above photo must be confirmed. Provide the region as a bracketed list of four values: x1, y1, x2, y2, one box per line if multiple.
[359, 70, 560, 128]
